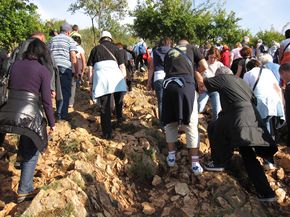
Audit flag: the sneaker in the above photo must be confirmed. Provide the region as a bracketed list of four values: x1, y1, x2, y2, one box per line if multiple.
[102, 132, 113, 140]
[263, 159, 277, 170]
[166, 155, 175, 167]
[17, 189, 39, 203]
[257, 195, 276, 202]
[14, 161, 21, 170]
[192, 162, 203, 175]
[204, 161, 225, 172]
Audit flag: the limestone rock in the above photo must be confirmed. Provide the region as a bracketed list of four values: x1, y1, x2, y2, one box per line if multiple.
[21, 178, 88, 217]
[175, 183, 189, 196]
[74, 160, 94, 174]
[161, 207, 171, 217]
[275, 188, 286, 203]
[276, 168, 285, 180]
[275, 151, 290, 172]
[142, 202, 156, 215]
[152, 175, 162, 186]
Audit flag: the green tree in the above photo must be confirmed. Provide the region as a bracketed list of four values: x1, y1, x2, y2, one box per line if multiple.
[133, 0, 249, 47]
[0, 0, 43, 51]
[207, 8, 250, 47]
[254, 28, 284, 47]
[44, 19, 67, 40]
[133, 0, 197, 43]
[68, 0, 128, 44]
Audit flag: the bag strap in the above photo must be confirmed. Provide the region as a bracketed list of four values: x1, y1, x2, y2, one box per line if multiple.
[252, 65, 264, 91]
[101, 44, 117, 62]
[173, 47, 194, 74]
[280, 41, 290, 61]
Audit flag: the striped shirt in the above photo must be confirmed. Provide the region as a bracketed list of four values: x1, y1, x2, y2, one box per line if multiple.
[48, 33, 78, 69]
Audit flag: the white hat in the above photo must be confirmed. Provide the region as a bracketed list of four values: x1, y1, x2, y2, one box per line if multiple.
[100, 31, 112, 40]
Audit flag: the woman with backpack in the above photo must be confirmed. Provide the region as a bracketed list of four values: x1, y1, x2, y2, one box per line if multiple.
[0, 39, 55, 203]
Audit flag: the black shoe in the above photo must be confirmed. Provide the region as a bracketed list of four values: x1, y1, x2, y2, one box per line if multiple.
[257, 193, 276, 202]
[117, 117, 126, 124]
[204, 161, 225, 172]
[102, 133, 113, 140]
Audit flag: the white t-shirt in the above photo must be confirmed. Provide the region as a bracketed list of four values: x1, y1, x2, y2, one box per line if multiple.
[243, 67, 284, 119]
[204, 61, 224, 78]
[280, 38, 290, 53]
[72, 45, 85, 75]
[231, 47, 242, 60]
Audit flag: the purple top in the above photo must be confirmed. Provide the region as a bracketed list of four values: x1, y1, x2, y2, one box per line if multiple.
[9, 60, 55, 127]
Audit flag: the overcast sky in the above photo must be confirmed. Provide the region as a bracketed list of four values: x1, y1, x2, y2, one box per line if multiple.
[31, 0, 290, 34]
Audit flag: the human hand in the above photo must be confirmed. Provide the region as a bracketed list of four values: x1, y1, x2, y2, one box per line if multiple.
[51, 91, 56, 98]
[50, 126, 56, 133]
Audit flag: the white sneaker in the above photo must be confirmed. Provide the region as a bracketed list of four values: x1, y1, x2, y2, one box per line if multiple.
[166, 155, 175, 167]
[192, 162, 203, 175]
[263, 159, 277, 170]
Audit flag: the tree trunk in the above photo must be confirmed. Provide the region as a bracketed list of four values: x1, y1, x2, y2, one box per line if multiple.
[91, 16, 96, 46]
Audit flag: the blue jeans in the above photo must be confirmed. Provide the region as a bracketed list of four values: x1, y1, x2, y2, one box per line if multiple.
[198, 91, 221, 121]
[154, 79, 164, 128]
[57, 66, 72, 119]
[18, 136, 39, 194]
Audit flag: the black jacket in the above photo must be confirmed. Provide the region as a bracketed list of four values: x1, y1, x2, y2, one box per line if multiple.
[0, 90, 48, 152]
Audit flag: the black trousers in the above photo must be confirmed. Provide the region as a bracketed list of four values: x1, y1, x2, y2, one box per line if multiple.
[285, 85, 290, 147]
[208, 121, 276, 197]
[0, 133, 5, 145]
[239, 146, 275, 197]
[99, 92, 124, 136]
[135, 54, 144, 69]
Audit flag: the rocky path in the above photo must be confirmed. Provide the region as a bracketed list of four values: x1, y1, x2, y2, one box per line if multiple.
[0, 73, 289, 217]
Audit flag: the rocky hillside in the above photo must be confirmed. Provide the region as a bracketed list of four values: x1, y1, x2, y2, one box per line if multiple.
[0, 72, 289, 217]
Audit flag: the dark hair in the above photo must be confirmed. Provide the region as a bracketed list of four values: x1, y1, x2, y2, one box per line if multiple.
[115, 42, 123, 48]
[72, 24, 79, 31]
[23, 38, 50, 64]
[246, 59, 261, 71]
[285, 29, 290, 39]
[159, 37, 172, 47]
[72, 35, 81, 45]
[0, 48, 8, 65]
[240, 46, 252, 58]
[279, 62, 290, 73]
[49, 29, 58, 37]
[206, 46, 220, 60]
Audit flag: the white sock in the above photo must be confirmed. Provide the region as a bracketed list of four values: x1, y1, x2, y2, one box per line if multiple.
[168, 151, 176, 158]
[191, 156, 199, 166]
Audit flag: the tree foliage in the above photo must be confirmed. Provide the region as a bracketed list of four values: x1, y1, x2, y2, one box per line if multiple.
[253, 28, 284, 47]
[68, 0, 128, 44]
[0, 0, 43, 51]
[44, 19, 67, 40]
[132, 0, 249, 47]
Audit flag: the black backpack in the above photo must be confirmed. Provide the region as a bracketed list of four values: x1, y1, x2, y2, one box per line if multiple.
[0, 40, 31, 107]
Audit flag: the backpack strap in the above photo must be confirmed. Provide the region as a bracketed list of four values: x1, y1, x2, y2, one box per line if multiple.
[101, 44, 117, 62]
[252, 65, 264, 91]
[173, 47, 194, 74]
[280, 41, 290, 62]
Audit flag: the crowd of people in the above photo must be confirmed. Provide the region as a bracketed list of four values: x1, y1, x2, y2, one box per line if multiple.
[0, 24, 290, 204]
